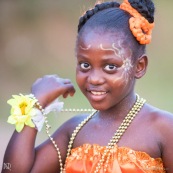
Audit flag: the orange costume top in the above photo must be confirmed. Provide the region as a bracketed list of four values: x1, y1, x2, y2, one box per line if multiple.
[65, 144, 165, 173]
[63, 97, 165, 173]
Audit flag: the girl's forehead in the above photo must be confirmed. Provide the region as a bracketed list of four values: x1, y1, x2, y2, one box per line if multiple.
[77, 29, 127, 51]
[77, 29, 132, 58]
[78, 30, 124, 46]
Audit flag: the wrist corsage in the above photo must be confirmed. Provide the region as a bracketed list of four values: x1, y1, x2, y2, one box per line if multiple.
[7, 94, 64, 132]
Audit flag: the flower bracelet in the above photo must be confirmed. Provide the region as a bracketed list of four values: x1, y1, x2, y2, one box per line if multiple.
[7, 93, 64, 132]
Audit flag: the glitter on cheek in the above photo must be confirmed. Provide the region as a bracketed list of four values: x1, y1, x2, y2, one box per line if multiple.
[112, 59, 133, 86]
[114, 42, 133, 84]
[119, 58, 133, 84]
[122, 59, 133, 72]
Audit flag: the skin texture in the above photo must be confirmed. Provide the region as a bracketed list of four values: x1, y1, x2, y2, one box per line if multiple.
[2, 28, 173, 173]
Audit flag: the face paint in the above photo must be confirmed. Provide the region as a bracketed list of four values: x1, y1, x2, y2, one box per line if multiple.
[104, 41, 133, 85]
[79, 41, 133, 85]
[80, 45, 91, 50]
[122, 59, 133, 72]
[100, 42, 133, 83]
[118, 46, 133, 84]
[99, 43, 120, 57]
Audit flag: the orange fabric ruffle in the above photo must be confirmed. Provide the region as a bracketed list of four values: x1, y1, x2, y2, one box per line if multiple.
[65, 144, 165, 173]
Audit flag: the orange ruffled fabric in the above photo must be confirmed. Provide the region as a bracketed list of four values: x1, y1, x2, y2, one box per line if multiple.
[65, 144, 165, 173]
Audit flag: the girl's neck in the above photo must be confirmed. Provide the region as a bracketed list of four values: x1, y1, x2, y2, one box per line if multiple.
[97, 92, 137, 120]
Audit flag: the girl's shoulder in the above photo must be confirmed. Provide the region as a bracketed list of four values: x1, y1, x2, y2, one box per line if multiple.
[144, 103, 173, 137]
[145, 104, 173, 169]
[59, 113, 92, 136]
[145, 103, 173, 124]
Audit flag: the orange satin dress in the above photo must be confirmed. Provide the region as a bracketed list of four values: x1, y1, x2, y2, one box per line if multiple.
[65, 144, 165, 173]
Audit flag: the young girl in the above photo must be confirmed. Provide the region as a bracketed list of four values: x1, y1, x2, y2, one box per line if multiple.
[2, 0, 173, 172]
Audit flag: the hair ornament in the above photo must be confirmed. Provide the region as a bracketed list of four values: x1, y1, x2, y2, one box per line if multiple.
[120, 0, 154, 44]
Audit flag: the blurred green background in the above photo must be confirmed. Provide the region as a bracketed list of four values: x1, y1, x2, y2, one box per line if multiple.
[1, 0, 173, 169]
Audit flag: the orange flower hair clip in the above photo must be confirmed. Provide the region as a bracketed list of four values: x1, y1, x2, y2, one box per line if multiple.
[120, 0, 154, 44]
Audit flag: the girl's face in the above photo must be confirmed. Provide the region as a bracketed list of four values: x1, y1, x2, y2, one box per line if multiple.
[76, 29, 136, 111]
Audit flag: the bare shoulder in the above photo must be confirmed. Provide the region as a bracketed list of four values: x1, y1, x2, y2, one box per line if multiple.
[58, 113, 92, 136]
[145, 104, 173, 148]
[146, 104, 173, 139]
[144, 103, 173, 128]
[32, 113, 91, 173]
[52, 113, 91, 158]
[148, 102, 173, 124]
[144, 104, 173, 139]
[48, 113, 92, 146]
[145, 104, 173, 172]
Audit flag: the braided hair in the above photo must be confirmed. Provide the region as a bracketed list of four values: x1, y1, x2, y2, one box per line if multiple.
[77, 0, 155, 60]
[129, 0, 155, 23]
[78, 2, 120, 32]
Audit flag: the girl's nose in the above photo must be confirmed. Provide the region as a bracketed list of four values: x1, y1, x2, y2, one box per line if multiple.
[87, 69, 105, 85]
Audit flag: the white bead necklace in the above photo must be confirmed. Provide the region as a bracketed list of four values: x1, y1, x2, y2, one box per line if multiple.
[61, 108, 95, 112]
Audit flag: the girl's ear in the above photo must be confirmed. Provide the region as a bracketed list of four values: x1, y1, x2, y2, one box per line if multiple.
[135, 54, 148, 79]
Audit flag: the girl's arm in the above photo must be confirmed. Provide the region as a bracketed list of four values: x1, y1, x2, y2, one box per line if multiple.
[3, 127, 37, 173]
[158, 112, 173, 173]
[2, 75, 75, 173]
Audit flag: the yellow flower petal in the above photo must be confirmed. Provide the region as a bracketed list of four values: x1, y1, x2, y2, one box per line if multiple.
[25, 119, 35, 128]
[16, 123, 24, 132]
[7, 99, 17, 107]
[7, 94, 38, 132]
[7, 116, 17, 124]
[12, 107, 22, 116]
[16, 115, 28, 123]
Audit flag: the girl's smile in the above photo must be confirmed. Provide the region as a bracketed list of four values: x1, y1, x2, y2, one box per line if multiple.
[86, 88, 108, 102]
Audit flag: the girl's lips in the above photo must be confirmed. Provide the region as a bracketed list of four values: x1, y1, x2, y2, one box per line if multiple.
[87, 90, 108, 102]
[90, 91, 107, 95]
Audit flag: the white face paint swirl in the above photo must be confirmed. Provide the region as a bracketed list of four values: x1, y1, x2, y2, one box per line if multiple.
[115, 41, 133, 85]
[80, 45, 91, 50]
[99, 43, 120, 57]
[100, 42, 133, 85]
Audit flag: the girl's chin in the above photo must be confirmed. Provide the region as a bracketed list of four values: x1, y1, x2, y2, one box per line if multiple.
[89, 102, 110, 111]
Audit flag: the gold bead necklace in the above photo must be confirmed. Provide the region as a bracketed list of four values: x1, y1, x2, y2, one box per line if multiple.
[44, 109, 97, 172]
[94, 95, 146, 173]
[44, 94, 146, 173]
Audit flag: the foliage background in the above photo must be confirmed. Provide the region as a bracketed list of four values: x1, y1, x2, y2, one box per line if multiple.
[1, 0, 173, 170]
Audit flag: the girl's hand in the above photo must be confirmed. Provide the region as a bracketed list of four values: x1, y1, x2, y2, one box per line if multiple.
[31, 75, 75, 108]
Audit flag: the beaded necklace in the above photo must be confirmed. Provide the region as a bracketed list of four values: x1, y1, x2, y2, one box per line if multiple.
[44, 94, 146, 173]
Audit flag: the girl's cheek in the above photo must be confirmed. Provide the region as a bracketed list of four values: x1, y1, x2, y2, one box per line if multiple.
[112, 76, 122, 84]
[111, 72, 130, 89]
[76, 71, 86, 85]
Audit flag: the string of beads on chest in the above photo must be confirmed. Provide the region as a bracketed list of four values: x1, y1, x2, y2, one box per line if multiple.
[44, 94, 146, 173]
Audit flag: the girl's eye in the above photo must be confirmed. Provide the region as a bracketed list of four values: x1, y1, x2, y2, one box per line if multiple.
[80, 62, 91, 70]
[104, 64, 117, 72]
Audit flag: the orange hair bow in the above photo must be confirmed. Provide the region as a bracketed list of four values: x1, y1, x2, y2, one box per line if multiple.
[120, 0, 154, 44]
